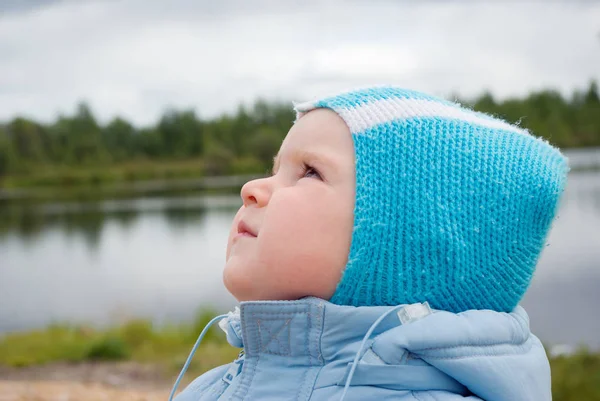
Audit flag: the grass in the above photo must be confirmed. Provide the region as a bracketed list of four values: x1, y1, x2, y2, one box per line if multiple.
[0, 308, 239, 378]
[1, 159, 209, 190]
[0, 159, 260, 202]
[0, 312, 599, 400]
[550, 348, 600, 401]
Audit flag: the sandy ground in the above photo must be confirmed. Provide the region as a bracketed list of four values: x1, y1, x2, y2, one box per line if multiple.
[0, 381, 172, 401]
[0, 362, 180, 401]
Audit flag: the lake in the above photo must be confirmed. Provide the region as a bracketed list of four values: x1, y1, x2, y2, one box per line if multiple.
[1, 168, 599, 351]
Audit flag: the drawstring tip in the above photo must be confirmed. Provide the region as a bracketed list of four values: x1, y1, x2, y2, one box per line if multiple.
[168, 313, 229, 401]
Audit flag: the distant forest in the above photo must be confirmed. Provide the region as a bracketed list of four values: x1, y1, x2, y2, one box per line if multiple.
[1, 82, 599, 180]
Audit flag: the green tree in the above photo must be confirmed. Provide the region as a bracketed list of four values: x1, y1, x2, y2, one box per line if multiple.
[230, 105, 254, 157]
[103, 117, 136, 161]
[584, 81, 599, 105]
[1, 82, 600, 186]
[0, 127, 17, 178]
[137, 128, 162, 158]
[7, 117, 45, 161]
[70, 102, 106, 164]
[203, 143, 234, 176]
[473, 92, 497, 114]
[157, 109, 203, 157]
[248, 127, 282, 171]
[49, 103, 106, 165]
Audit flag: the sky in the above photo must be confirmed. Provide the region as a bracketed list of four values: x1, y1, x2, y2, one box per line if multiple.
[0, 0, 599, 126]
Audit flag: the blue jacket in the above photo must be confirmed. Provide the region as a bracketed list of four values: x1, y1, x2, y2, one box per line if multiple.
[173, 297, 550, 401]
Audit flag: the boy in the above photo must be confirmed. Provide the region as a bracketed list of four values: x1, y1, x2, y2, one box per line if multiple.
[171, 86, 568, 401]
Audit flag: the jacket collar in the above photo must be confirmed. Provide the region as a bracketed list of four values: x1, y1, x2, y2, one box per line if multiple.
[219, 297, 551, 400]
[220, 297, 408, 363]
[221, 297, 327, 365]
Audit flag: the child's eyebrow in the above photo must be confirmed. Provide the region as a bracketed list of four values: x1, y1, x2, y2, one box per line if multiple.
[271, 150, 333, 176]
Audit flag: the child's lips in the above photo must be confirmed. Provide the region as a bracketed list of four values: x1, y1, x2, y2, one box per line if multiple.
[236, 220, 257, 238]
[235, 232, 256, 239]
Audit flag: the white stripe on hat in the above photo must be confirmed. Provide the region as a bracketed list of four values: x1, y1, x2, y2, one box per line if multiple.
[297, 97, 531, 138]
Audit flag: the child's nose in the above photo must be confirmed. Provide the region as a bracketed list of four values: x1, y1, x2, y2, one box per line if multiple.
[240, 177, 272, 208]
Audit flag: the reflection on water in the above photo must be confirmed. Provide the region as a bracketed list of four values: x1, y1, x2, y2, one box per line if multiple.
[0, 196, 241, 249]
[0, 196, 242, 336]
[0, 172, 599, 350]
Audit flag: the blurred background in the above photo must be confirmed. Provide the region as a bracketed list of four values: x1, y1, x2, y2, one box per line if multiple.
[0, 0, 599, 399]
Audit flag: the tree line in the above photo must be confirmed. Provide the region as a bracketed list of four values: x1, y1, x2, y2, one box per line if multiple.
[0, 81, 599, 179]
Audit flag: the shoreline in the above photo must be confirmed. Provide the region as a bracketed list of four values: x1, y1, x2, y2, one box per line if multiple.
[0, 352, 598, 401]
[1, 146, 599, 202]
[0, 361, 173, 390]
[0, 174, 262, 202]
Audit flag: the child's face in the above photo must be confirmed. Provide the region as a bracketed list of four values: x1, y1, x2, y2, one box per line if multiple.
[223, 109, 356, 302]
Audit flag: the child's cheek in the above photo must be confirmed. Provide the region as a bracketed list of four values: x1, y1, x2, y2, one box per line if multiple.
[260, 189, 344, 298]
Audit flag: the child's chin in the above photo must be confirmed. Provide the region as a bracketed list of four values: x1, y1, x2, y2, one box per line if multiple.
[222, 263, 256, 301]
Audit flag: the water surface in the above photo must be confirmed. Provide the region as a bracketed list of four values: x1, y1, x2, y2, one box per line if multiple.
[1, 171, 599, 350]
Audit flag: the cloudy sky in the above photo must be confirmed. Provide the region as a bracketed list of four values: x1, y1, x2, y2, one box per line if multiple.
[1, 0, 599, 126]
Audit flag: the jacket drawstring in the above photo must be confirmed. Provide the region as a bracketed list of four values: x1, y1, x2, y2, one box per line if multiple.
[340, 302, 432, 401]
[339, 305, 406, 401]
[169, 314, 228, 401]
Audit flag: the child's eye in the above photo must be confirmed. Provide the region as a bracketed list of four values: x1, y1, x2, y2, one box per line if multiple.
[301, 162, 322, 180]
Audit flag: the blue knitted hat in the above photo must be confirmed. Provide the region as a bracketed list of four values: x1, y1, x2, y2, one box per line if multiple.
[293, 86, 569, 313]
